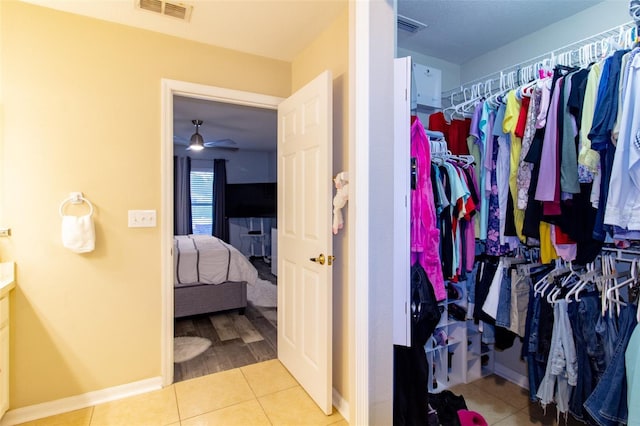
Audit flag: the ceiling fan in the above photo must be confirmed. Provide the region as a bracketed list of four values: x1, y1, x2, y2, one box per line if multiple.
[173, 119, 239, 151]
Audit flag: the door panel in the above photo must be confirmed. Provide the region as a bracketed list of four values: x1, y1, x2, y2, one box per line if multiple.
[277, 70, 333, 414]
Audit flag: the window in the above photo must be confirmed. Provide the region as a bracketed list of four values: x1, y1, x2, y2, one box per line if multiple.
[190, 170, 213, 235]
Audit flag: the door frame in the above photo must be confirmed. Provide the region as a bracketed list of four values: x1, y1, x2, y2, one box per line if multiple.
[160, 79, 283, 385]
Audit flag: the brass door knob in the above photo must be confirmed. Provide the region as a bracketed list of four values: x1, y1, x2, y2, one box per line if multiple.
[310, 254, 326, 265]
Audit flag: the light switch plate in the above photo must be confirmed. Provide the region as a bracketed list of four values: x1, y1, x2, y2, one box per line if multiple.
[128, 210, 156, 228]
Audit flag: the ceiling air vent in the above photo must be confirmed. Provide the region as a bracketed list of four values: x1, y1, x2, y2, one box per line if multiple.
[137, 0, 193, 22]
[397, 14, 428, 34]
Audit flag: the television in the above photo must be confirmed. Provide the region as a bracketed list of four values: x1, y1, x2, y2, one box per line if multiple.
[224, 182, 277, 218]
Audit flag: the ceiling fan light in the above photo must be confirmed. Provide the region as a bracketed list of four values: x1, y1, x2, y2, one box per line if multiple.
[188, 132, 205, 151]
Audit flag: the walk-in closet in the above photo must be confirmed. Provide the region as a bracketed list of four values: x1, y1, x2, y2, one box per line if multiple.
[393, 1, 640, 425]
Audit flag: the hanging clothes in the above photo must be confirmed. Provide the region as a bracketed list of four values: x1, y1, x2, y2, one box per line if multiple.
[605, 51, 640, 230]
[411, 116, 446, 301]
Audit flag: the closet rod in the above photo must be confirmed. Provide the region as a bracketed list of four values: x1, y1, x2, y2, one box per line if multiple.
[601, 246, 640, 263]
[442, 21, 636, 104]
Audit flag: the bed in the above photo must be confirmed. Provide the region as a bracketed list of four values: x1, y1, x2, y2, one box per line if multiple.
[173, 235, 258, 318]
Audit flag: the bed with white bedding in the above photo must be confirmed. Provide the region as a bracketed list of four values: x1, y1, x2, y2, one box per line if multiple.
[174, 235, 258, 318]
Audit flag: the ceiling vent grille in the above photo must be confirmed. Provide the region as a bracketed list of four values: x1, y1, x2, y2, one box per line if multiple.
[397, 14, 428, 34]
[137, 0, 193, 21]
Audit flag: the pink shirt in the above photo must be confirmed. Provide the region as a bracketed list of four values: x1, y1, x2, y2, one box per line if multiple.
[535, 77, 564, 202]
[410, 117, 446, 302]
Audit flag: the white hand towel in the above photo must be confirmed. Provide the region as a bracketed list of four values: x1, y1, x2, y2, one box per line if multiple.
[61, 214, 95, 253]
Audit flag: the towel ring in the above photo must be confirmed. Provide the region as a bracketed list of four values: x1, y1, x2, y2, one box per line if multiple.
[59, 196, 94, 217]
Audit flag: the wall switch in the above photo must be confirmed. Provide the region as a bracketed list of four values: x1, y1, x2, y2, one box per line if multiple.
[128, 210, 157, 228]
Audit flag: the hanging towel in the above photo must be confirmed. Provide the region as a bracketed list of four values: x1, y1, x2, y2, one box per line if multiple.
[61, 214, 95, 253]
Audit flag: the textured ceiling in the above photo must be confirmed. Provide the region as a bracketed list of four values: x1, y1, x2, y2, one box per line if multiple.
[173, 96, 276, 152]
[397, 0, 602, 64]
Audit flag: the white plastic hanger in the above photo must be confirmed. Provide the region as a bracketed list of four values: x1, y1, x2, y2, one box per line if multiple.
[606, 257, 637, 308]
[565, 261, 598, 302]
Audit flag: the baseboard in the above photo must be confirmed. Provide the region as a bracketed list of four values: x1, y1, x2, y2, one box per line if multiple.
[493, 363, 529, 390]
[332, 387, 349, 422]
[1, 377, 163, 426]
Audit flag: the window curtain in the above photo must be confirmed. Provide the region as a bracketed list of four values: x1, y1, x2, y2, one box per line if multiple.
[213, 159, 229, 242]
[174, 156, 193, 235]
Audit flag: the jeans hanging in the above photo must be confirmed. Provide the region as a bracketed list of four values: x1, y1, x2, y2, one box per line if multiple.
[584, 304, 638, 426]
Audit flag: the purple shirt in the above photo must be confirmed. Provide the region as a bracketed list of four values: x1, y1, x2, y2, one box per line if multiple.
[535, 77, 564, 202]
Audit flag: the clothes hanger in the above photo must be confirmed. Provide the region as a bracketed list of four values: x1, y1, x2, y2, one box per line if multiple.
[534, 259, 570, 297]
[606, 257, 637, 308]
[599, 254, 621, 317]
[565, 261, 598, 302]
[533, 258, 558, 295]
[548, 261, 580, 303]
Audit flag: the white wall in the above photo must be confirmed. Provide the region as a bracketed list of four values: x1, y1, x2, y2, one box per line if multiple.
[174, 145, 276, 183]
[461, 1, 632, 82]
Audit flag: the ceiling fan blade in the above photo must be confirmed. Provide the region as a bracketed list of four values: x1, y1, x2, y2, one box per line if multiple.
[207, 146, 240, 151]
[203, 138, 237, 148]
[173, 135, 189, 145]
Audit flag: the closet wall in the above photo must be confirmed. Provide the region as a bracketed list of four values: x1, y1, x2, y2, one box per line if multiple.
[399, 0, 635, 385]
[462, 2, 631, 82]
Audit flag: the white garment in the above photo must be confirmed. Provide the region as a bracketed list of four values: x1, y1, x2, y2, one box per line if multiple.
[61, 214, 95, 253]
[605, 53, 640, 229]
[482, 260, 504, 320]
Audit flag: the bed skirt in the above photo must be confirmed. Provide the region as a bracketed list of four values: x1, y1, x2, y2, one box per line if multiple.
[174, 281, 247, 318]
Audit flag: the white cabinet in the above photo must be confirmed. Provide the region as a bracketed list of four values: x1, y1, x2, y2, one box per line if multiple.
[0, 325, 8, 418]
[0, 262, 15, 420]
[413, 62, 442, 111]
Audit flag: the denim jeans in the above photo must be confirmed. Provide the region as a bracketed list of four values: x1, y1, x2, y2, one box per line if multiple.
[536, 300, 577, 415]
[568, 292, 602, 422]
[596, 311, 619, 367]
[465, 264, 477, 321]
[584, 304, 638, 426]
[495, 267, 511, 328]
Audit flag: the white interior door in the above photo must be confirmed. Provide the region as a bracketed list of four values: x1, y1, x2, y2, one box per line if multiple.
[277, 70, 333, 414]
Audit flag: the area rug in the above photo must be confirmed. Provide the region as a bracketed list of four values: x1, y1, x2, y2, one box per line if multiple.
[174, 336, 212, 363]
[248, 278, 277, 308]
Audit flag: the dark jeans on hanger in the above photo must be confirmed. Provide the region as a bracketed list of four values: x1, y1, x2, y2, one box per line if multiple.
[584, 304, 638, 425]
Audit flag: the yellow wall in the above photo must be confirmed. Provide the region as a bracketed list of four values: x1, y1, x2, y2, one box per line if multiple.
[1, 1, 290, 408]
[291, 6, 349, 401]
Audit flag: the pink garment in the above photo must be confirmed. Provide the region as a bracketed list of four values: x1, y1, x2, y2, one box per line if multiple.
[551, 225, 577, 262]
[458, 409, 488, 426]
[535, 77, 564, 202]
[410, 117, 446, 302]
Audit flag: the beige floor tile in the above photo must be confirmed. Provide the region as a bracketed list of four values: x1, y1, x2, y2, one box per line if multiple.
[493, 407, 558, 425]
[448, 382, 478, 396]
[471, 375, 530, 409]
[181, 399, 271, 426]
[174, 368, 255, 419]
[259, 386, 343, 426]
[453, 383, 520, 425]
[17, 408, 93, 426]
[492, 409, 538, 425]
[90, 386, 179, 426]
[241, 359, 298, 397]
[329, 420, 349, 426]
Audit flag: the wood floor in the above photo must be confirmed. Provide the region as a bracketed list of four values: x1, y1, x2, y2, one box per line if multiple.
[173, 258, 277, 383]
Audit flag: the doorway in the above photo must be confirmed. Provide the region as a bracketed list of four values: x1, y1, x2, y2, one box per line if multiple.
[160, 79, 284, 386]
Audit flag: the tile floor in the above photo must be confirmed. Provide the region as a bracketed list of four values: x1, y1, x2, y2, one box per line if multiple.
[449, 375, 582, 426]
[17, 360, 346, 426]
[16, 364, 577, 426]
